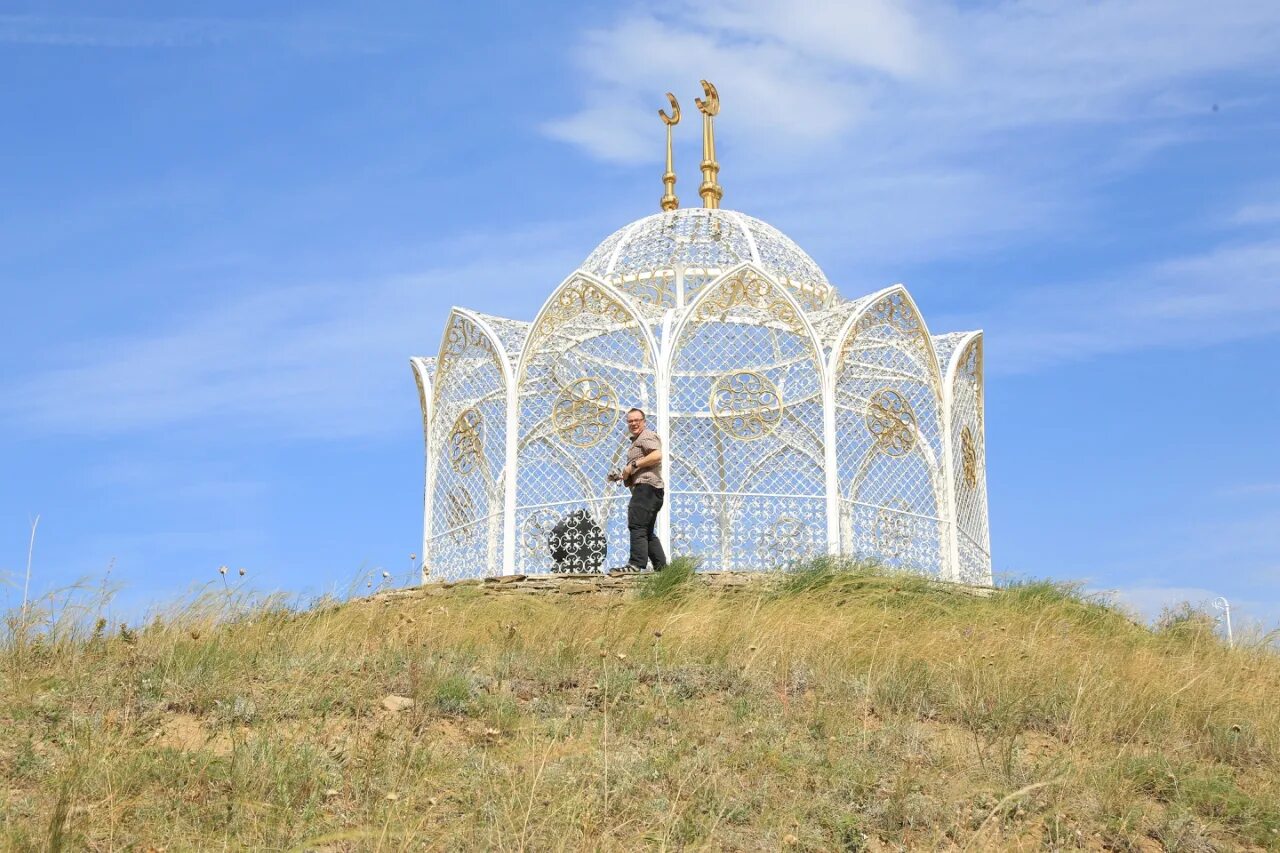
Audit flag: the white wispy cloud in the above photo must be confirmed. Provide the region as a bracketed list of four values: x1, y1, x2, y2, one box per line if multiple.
[0, 14, 241, 48]
[540, 6, 897, 163]
[1101, 584, 1220, 621]
[1233, 203, 1280, 226]
[85, 458, 267, 505]
[955, 236, 1280, 372]
[0, 14, 400, 52]
[1086, 493, 1280, 627]
[1216, 482, 1280, 499]
[545, 0, 1280, 163]
[1, 240, 576, 440]
[1102, 583, 1280, 633]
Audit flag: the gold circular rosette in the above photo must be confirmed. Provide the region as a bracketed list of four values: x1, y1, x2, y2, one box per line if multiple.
[553, 377, 620, 448]
[710, 370, 783, 440]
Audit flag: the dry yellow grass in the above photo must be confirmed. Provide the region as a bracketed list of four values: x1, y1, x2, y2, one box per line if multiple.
[3, 561, 1278, 851]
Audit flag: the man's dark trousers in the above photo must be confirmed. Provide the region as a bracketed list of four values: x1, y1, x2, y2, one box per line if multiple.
[627, 484, 668, 570]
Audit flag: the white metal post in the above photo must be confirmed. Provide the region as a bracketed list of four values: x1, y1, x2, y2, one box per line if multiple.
[940, 371, 961, 583]
[822, 362, 840, 556]
[502, 375, 519, 575]
[410, 358, 434, 585]
[941, 331, 982, 584]
[656, 308, 674, 558]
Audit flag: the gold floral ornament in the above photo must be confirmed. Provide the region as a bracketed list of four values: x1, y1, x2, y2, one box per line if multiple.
[961, 425, 978, 488]
[548, 288, 587, 327]
[612, 271, 674, 312]
[785, 279, 830, 313]
[553, 377, 620, 448]
[448, 408, 483, 474]
[865, 291, 923, 338]
[840, 291, 929, 377]
[434, 316, 504, 408]
[960, 337, 983, 407]
[710, 370, 783, 440]
[444, 489, 476, 543]
[439, 316, 498, 375]
[544, 279, 633, 333]
[695, 270, 799, 329]
[962, 338, 981, 380]
[865, 388, 917, 457]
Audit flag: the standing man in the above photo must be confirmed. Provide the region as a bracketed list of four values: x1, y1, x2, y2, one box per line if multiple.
[608, 407, 668, 572]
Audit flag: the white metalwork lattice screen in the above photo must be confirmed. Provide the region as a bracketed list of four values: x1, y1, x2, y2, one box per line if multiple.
[830, 288, 949, 575]
[426, 311, 510, 580]
[668, 265, 827, 569]
[514, 275, 658, 573]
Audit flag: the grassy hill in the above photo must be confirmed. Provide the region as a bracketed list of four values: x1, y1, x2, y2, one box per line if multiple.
[3, 560, 1279, 851]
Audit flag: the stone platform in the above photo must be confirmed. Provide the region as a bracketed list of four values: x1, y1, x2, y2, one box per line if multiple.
[369, 570, 764, 603]
[367, 570, 992, 605]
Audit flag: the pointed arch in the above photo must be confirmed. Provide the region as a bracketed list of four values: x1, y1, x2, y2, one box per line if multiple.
[512, 271, 660, 573]
[665, 263, 828, 569]
[516, 272, 660, 387]
[942, 331, 991, 585]
[825, 285, 944, 390]
[425, 309, 513, 581]
[829, 285, 950, 575]
[667, 262, 826, 382]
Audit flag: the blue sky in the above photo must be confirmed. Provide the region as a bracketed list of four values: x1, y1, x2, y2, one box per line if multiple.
[2, 1, 1278, 630]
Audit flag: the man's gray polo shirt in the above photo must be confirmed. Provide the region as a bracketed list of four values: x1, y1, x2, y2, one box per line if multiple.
[625, 428, 665, 489]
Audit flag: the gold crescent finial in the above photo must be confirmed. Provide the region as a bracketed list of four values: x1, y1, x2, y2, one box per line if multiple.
[696, 80, 722, 208]
[659, 92, 681, 212]
[659, 91, 681, 126]
[695, 79, 719, 117]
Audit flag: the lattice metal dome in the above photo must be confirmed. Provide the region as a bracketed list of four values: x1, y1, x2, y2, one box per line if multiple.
[580, 209, 834, 315]
[411, 209, 992, 587]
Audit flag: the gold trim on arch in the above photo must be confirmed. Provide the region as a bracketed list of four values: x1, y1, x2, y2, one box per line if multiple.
[960, 425, 978, 488]
[436, 316, 503, 402]
[693, 269, 800, 330]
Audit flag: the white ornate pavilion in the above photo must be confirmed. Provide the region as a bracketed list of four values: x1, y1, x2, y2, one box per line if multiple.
[411, 84, 991, 585]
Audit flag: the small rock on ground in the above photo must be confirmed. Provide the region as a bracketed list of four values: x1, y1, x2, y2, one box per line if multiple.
[381, 694, 414, 712]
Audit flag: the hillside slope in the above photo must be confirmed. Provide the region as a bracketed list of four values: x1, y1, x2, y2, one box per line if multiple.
[3, 563, 1278, 851]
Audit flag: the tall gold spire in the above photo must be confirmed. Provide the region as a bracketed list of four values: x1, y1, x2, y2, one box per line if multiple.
[695, 80, 722, 209]
[659, 92, 680, 212]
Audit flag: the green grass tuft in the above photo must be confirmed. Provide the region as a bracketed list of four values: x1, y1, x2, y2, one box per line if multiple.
[770, 555, 939, 601]
[633, 555, 698, 599]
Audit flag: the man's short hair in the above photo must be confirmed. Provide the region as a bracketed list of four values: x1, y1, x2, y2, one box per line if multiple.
[626, 407, 646, 420]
